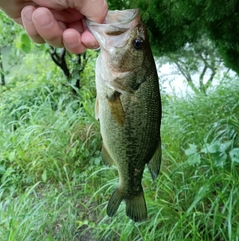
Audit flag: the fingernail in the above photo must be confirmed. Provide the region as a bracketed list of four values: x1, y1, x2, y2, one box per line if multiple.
[23, 7, 33, 22]
[33, 9, 53, 28]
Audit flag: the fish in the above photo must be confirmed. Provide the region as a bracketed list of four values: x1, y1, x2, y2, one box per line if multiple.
[86, 9, 162, 222]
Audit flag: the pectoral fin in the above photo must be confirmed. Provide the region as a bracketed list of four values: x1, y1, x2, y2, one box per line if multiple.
[95, 96, 99, 120]
[147, 138, 162, 181]
[106, 91, 125, 127]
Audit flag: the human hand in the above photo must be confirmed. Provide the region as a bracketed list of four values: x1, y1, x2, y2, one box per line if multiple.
[0, 0, 108, 53]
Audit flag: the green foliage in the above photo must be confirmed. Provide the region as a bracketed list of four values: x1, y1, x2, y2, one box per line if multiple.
[159, 37, 224, 94]
[16, 33, 32, 53]
[0, 10, 30, 52]
[1, 9, 239, 239]
[107, 0, 130, 10]
[88, 76, 239, 240]
[0, 49, 100, 192]
[0, 11, 33, 86]
[1, 47, 239, 239]
[107, 1, 226, 93]
[108, 0, 239, 75]
[132, 0, 239, 54]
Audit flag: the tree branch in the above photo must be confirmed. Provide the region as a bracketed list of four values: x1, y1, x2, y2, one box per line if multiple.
[49, 46, 70, 79]
[0, 48, 5, 86]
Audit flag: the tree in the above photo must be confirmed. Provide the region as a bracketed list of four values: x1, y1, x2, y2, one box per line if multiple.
[109, 0, 239, 75]
[130, 0, 239, 75]
[48, 46, 89, 94]
[161, 37, 225, 94]
[0, 10, 89, 94]
[107, 0, 239, 91]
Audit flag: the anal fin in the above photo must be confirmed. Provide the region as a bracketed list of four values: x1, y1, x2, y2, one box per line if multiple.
[107, 188, 124, 217]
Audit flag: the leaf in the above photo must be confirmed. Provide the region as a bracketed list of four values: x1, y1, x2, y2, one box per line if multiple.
[187, 153, 201, 166]
[8, 151, 15, 162]
[0, 165, 5, 175]
[20, 33, 31, 46]
[229, 148, 239, 163]
[18, 33, 31, 53]
[220, 140, 232, 152]
[185, 144, 198, 156]
[41, 170, 47, 182]
[187, 183, 209, 213]
[76, 220, 89, 229]
[21, 43, 31, 53]
[0, 20, 4, 32]
[201, 140, 221, 154]
[89, 222, 95, 227]
[211, 152, 227, 167]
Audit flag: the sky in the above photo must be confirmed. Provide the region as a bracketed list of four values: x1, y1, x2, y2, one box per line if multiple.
[157, 62, 192, 96]
[157, 61, 236, 96]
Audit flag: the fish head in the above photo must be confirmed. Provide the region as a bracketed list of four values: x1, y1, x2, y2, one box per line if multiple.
[86, 9, 150, 73]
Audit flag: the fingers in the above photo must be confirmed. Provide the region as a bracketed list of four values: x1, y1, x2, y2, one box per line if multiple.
[0, 1, 36, 20]
[22, 7, 65, 47]
[81, 29, 99, 49]
[22, 6, 44, 44]
[63, 29, 86, 54]
[62, 28, 99, 54]
[20, 0, 108, 54]
[75, 0, 108, 23]
[32, 8, 66, 47]
[32, 0, 108, 23]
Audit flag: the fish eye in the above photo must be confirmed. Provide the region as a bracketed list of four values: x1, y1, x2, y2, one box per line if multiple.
[132, 38, 144, 50]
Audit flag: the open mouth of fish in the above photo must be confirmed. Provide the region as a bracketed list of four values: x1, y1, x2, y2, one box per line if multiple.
[88, 9, 139, 30]
[85, 9, 141, 48]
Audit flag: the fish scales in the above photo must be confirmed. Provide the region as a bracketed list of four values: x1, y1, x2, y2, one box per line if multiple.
[86, 9, 162, 222]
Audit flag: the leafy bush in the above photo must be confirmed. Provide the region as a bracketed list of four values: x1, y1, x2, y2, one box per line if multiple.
[0, 50, 101, 191]
[89, 76, 239, 240]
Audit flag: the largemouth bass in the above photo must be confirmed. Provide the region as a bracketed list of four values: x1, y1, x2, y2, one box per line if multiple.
[86, 9, 162, 222]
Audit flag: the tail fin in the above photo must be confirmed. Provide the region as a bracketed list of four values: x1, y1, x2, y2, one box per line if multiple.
[126, 191, 147, 222]
[107, 188, 147, 222]
[107, 188, 124, 217]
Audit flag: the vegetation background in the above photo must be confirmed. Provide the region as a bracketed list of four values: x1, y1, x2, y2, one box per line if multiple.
[0, 1, 239, 240]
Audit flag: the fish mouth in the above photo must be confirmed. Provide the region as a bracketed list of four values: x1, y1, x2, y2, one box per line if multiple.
[85, 9, 139, 30]
[102, 9, 139, 27]
[85, 9, 140, 45]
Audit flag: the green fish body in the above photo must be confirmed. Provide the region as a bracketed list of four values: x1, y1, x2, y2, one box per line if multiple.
[86, 9, 162, 222]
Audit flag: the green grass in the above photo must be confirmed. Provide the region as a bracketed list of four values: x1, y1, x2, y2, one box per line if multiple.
[1, 51, 239, 240]
[0, 182, 94, 241]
